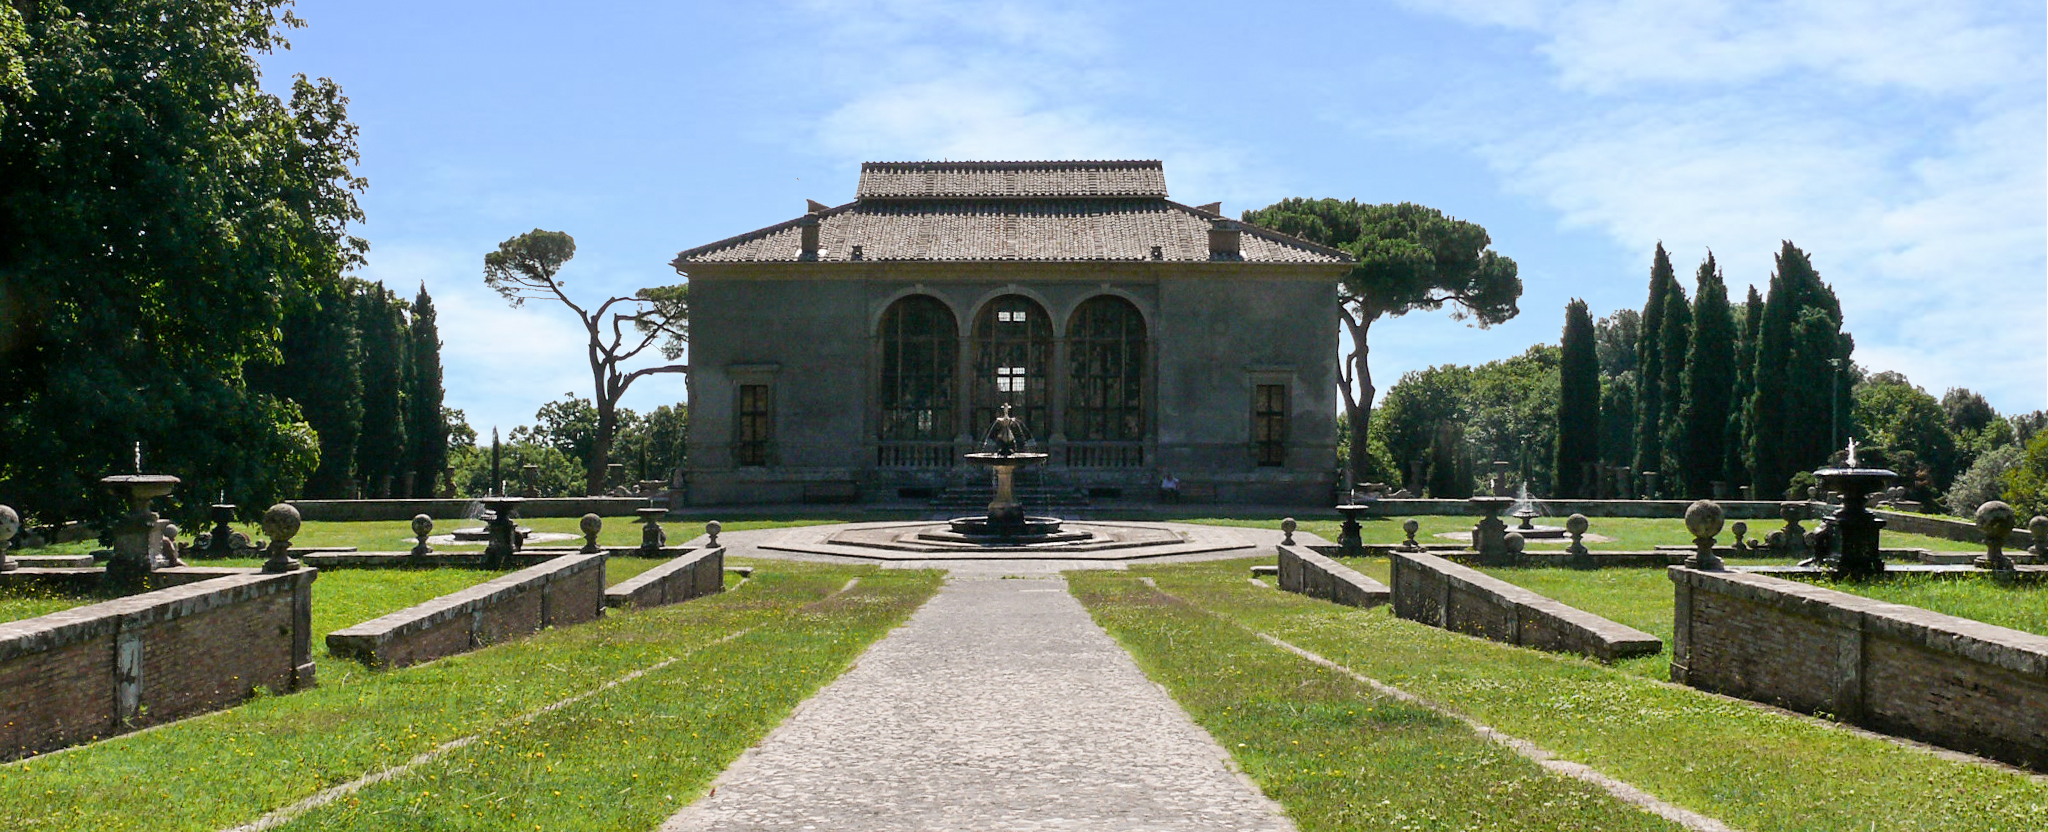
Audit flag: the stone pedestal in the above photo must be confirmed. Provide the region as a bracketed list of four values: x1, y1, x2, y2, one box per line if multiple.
[101, 475, 180, 588]
[1334, 504, 1367, 557]
[1469, 496, 1513, 565]
[482, 497, 524, 569]
[1816, 466, 1894, 579]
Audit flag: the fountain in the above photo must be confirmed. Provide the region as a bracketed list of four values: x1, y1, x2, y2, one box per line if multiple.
[927, 404, 1084, 544]
[1806, 439, 1896, 579]
[480, 496, 524, 569]
[1505, 483, 1567, 539]
[1333, 502, 1369, 557]
[102, 473, 182, 586]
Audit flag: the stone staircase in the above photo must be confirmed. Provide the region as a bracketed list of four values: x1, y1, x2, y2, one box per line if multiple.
[928, 467, 1093, 519]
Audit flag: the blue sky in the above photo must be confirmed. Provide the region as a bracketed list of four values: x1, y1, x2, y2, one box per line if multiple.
[257, 0, 2046, 437]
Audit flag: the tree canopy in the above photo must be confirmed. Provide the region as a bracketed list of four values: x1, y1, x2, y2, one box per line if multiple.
[1241, 199, 1521, 483]
[0, 0, 365, 522]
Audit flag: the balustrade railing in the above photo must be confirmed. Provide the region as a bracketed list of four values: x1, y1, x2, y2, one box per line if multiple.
[877, 441, 958, 468]
[1064, 441, 1145, 468]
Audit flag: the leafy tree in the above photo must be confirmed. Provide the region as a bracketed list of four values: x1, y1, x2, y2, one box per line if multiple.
[1555, 299, 1600, 497]
[1240, 199, 1520, 483]
[449, 440, 582, 499]
[1677, 254, 1735, 498]
[1593, 308, 1640, 378]
[405, 284, 448, 496]
[2001, 431, 2048, 520]
[0, 1, 364, 521]
[1723, 286, 1763, 491]
[484, 230, 688, 495]
[1378, 347, 1557, 494]
[2011, 411, 2047, 448]
[1745, 242, 1852, 497]
[352, 282, 408, 497]
[1942, 388, 1999, 438]
[614, 403, 690, 483]
[1634, 244, 1678, 477]
[1852, 373, 1957, 493]
[1948, 444, 2021, 516]
[1376, 363, 1473, 488]
[511, 394, 602, 469]
[1593, 309, 1640, 469]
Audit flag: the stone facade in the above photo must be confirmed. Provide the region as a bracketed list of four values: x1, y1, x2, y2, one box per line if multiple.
[671, 161, 1350, 506]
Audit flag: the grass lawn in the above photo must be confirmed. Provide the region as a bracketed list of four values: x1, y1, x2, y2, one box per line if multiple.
[1077, 558, 2048, 832]
[0, 586, 93, 623]
[1832, 573, 2048, 636]
[0, 560, 941, 832]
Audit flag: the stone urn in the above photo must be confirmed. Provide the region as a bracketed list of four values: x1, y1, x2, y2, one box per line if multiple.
[1683, 499, 1725, 571]
[1974, 501, 2017, 571]
[410, 514, 435, 557]
[260, 503, 303, 573]
[637, 507, 668, 554]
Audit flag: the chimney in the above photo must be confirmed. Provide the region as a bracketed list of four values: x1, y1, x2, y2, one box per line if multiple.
[1208, 219, 1241, 260]
[799, 206, 821, 260]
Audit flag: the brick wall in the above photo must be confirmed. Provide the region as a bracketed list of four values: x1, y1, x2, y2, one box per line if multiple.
[0, 569, 316, 760]
[1671, 567, 2048, 770]
[1389, 551, 1662, 662]
[325, 554, 606, 669]
[1275, 544, 1389, 608]
[604, 547, 725, 610]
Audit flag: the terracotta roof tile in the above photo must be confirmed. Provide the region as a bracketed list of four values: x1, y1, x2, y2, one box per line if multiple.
[857, 160, 1168, 199]
[675, 199, 1351, 264]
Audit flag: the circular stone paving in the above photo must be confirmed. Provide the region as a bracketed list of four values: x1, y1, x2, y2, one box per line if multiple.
[753, 520, 1259, 561]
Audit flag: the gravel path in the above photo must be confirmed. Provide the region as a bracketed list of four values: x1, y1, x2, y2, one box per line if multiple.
[659, 570, 1296, 831]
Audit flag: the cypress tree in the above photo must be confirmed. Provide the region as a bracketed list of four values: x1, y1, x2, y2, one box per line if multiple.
[352, 283, 409, 497]
[1634, 244, 1676, 479]
[406, 284, 449, 497]
[1555, 299, 1600, 497]
[251, 282, 363, 499]
[1655, 267, 1692, 483]
[1746, 242, 1849, 497]
[1723, 286, 1763, 490]
[1678, 254, 1735, 498]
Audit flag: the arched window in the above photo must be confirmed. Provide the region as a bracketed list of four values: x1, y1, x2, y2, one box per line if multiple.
[1065, 296, 1147, 441]
[971, 295, 1051, 439]
[877, 295, 957, 441]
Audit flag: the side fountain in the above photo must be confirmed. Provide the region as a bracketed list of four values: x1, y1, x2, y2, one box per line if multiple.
[1802, 439, 1896, 579]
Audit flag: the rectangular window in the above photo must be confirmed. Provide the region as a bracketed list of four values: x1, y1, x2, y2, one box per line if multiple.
[1254, 384, 1287, 467]
[736, 384, 772, 467]
[996, 366, 1026, 393]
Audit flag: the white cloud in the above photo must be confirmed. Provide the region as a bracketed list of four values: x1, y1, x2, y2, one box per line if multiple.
[1395, 0, 2046, 412]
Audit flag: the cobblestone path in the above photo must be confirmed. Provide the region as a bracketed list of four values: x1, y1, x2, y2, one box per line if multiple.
[659, 570, 1295, 831]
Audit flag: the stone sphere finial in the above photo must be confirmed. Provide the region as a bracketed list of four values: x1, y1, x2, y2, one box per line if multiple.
[579, 512, 603, 554]
[1685, 500, 1726, 542]
[1504, 532, 1526, 554]
[0, 504, 18, 543]
[411, 513, 434, 538]
[1280, 517, 1297, 546]
[706, 519, 723, 547]
[1975, 501, 2016, 539]
[261, 503, 302, 545]
[1565, 514, 1589, 536]
[2027, 515, 2048, 555]
[260, 503, 302, 573]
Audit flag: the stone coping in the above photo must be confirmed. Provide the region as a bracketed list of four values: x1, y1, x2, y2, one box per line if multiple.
[289, 497, 657, 522]
[326, 554, 604, 649]
[1392, 550, 1662, 660]
[1670, 567, 2048, 678]
[1276, 544, 1389, 608]
[1359, 498, 1805, 519]
[604, 547, 723, 608]
[0, 568, 316, 663]
[754, 520, 1255, 562]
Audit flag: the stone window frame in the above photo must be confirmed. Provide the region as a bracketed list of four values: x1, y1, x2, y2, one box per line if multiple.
[1248, 368, 1293, 467]
[729, 364, 779, 467]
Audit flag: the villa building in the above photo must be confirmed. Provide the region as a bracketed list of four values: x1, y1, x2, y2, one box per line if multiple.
[670, 160, 1351, 505]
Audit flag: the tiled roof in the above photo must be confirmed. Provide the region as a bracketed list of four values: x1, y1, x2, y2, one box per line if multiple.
[674, 199, 1351, 264]
[856, 160, 1168, 199]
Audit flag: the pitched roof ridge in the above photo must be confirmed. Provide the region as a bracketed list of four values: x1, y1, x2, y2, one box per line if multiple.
[669, 200, 859, 267]
[1160, 199, 1357, 263]
[860, 159, 1163, 171]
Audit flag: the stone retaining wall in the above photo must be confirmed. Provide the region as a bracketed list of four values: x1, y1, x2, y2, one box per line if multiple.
[1276, 544, 1390, 607]
[1389, 551, 1662, 662]
[326, 554, 606, 668]
[1670, 566, 2048, 769]
[1872, 509, 2034, 549]
[1360, 498, 1800, 520]
[0, 568, 316, 760]
[288, 497, 653, 522]
[604, 547, 725, 609]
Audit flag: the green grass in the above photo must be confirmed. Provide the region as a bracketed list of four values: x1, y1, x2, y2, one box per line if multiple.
[0, 586, 93, 623]
[1094, 558, 2048, 832]
[0, 561, 941, 832]
[1069, 570, 1681, 831]
[1832, 573, 2048, 636]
